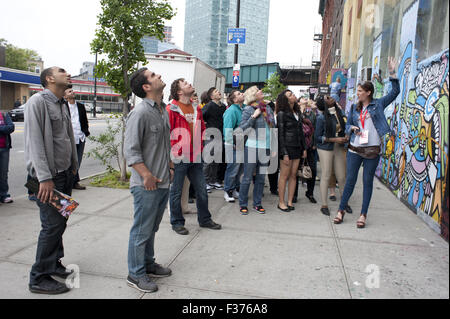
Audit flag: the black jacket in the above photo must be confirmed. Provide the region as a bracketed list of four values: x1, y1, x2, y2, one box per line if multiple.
[65, 101, 90, 138]
[202, 101, 226, 132]
[277, 111, 306, 157]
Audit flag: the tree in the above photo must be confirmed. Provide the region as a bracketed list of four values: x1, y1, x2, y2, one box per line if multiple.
[90, 0, 175, 181]
[262, 73, 287, 102]
[0, 38, 40, 71]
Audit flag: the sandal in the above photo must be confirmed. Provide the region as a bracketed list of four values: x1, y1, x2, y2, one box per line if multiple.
[356, 215, 366, 228]
[333, 210, 345, 224]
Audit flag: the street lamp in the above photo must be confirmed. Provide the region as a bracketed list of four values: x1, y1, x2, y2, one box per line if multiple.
[234, 0, 241, 65]
[93, 51, 98, 118]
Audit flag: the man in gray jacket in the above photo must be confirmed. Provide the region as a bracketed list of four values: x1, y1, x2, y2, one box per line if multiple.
[25, 67, 78, 295]
[124, 68, 174, 293]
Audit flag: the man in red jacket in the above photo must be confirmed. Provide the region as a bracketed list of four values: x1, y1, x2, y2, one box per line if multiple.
[167, 78, 222, 235]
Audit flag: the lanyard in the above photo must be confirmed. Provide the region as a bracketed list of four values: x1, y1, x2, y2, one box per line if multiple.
[360, 108, 369, 129]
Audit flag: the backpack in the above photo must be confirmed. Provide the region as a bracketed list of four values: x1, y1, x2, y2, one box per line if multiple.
[302, 117, 314, 149]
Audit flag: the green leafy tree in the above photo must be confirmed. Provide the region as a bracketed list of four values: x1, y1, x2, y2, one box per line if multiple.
[0, 38, 40, 71]
[90, 0, 175, 181]
[262, 73, 287, 102]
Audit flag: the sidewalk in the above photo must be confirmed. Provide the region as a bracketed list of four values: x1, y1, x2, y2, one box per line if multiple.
[0, 176, 448, 299]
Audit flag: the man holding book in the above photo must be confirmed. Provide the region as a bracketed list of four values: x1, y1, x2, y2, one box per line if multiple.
[24, 67, 78, 295]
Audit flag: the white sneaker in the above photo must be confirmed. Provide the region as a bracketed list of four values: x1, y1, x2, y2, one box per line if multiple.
[212, 182, 223, 190]
[206, 184, 214, 192]
[232, 190, 240, 199]
[224, 191, 235, 202]
[1, 197, 13, 203]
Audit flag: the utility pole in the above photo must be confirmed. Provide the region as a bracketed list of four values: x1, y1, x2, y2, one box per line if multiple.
[93, 51, 97, 118]
[234, 0, 241, 65]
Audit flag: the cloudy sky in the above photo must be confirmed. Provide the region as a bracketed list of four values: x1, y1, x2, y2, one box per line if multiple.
[1, 0, 322, 76]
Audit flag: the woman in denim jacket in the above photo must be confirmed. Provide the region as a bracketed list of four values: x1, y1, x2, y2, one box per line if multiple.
[314, 95, 349, 216]
[238, 86, 276, 215]
[334, 57, 400, 228]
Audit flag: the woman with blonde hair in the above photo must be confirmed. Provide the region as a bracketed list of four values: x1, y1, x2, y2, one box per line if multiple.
[238, 86, 275, 215]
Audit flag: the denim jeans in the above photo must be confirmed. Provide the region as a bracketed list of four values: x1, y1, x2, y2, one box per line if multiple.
[0, 148, 10, 201]
[29, 170, 74, 285]
[239, 147, 270, 207]
[170, 163, 212, 227]
[339, 151, 380, 216]
[223, 148, 243, 192]
[128, 187, 169, 279]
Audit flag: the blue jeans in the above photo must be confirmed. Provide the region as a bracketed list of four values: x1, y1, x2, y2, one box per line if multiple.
[128, 187, 169, 279]
[224, 148, 244, 192]
[0, 148, 10, 201]
[339, 151, 380, 216]
[169, 163, 212, 227]
[239, 147, 270, 207]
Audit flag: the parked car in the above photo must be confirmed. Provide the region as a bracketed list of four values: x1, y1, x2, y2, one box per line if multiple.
[8, 105, 25, 122]
[84, 103, 102, 114]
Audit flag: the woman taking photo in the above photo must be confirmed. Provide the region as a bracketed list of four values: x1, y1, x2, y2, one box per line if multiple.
[238, 86, 275, 215]
[334, 57, 400, 228]
[314, 95, 349, 216]
[276, 90, 307, 212]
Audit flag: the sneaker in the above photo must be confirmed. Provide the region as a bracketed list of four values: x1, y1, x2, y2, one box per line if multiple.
[28, 194, 37, 202]
[206, 184, 214, 192]
[127, 275, 158, 293]
[240, 207, 249, 215]
[253, 206, 266, 214]
[1, 197, 13, 203]
[224, 191, 235, 202]
[29, 276, 70, 295]
[232, 190, 240, 199]
[146, 263, 172, 278]
[212, 182, 223, 190]
[199, 220, 222, 230]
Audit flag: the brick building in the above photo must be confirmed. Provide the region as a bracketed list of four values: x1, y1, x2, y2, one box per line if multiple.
[318, 0, 346, 84]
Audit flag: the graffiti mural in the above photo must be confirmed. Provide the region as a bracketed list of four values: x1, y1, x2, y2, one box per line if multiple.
[377, 49, 449, 235]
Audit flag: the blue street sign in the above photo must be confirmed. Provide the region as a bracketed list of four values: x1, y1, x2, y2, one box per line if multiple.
[232, 75, 240, 88]
[228, 28, 246, 45]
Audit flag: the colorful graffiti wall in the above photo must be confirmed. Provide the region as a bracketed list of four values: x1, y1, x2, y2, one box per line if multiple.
[374, 1, 449, 239]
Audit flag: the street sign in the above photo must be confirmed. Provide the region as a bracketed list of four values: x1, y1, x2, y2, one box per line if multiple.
[228, 28, 246, 44]
[232, 64, 240, 88]
[232, 75, 240, 88]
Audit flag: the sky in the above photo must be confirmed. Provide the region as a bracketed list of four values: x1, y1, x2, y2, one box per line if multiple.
[0, 0, 322, 77]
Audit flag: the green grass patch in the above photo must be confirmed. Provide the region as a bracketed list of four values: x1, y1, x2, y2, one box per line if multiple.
[90, 170, 130, 189]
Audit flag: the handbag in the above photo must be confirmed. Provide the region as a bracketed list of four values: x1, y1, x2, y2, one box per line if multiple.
[298, 158, 313, 179]
[348, 144, 381, 159]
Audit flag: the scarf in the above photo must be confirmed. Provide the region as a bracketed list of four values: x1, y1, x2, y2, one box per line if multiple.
[251, 101, 275, 128]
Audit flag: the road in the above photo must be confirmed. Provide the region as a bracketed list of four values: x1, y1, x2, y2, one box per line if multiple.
[7, 119, 118, 199]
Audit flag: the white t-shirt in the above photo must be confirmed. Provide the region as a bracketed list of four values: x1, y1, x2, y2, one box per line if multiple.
[68, 102, 86, 144]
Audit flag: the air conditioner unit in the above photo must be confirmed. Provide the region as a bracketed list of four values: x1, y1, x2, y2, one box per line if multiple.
[361, 67, 372, 82]
[335, 49, 341, 56]
[326, 34, 331, 40]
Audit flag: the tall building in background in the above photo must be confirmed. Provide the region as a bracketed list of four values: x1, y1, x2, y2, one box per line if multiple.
[184, 0, 270, 68]
[142, 26, 179, 54]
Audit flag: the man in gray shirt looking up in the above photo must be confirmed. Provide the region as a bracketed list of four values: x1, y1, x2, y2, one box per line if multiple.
[25, 67, 78, 295]
[124, 68, 174, 293]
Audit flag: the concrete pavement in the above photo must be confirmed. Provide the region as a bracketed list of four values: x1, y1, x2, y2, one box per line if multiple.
[0, 175, 448, 299]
